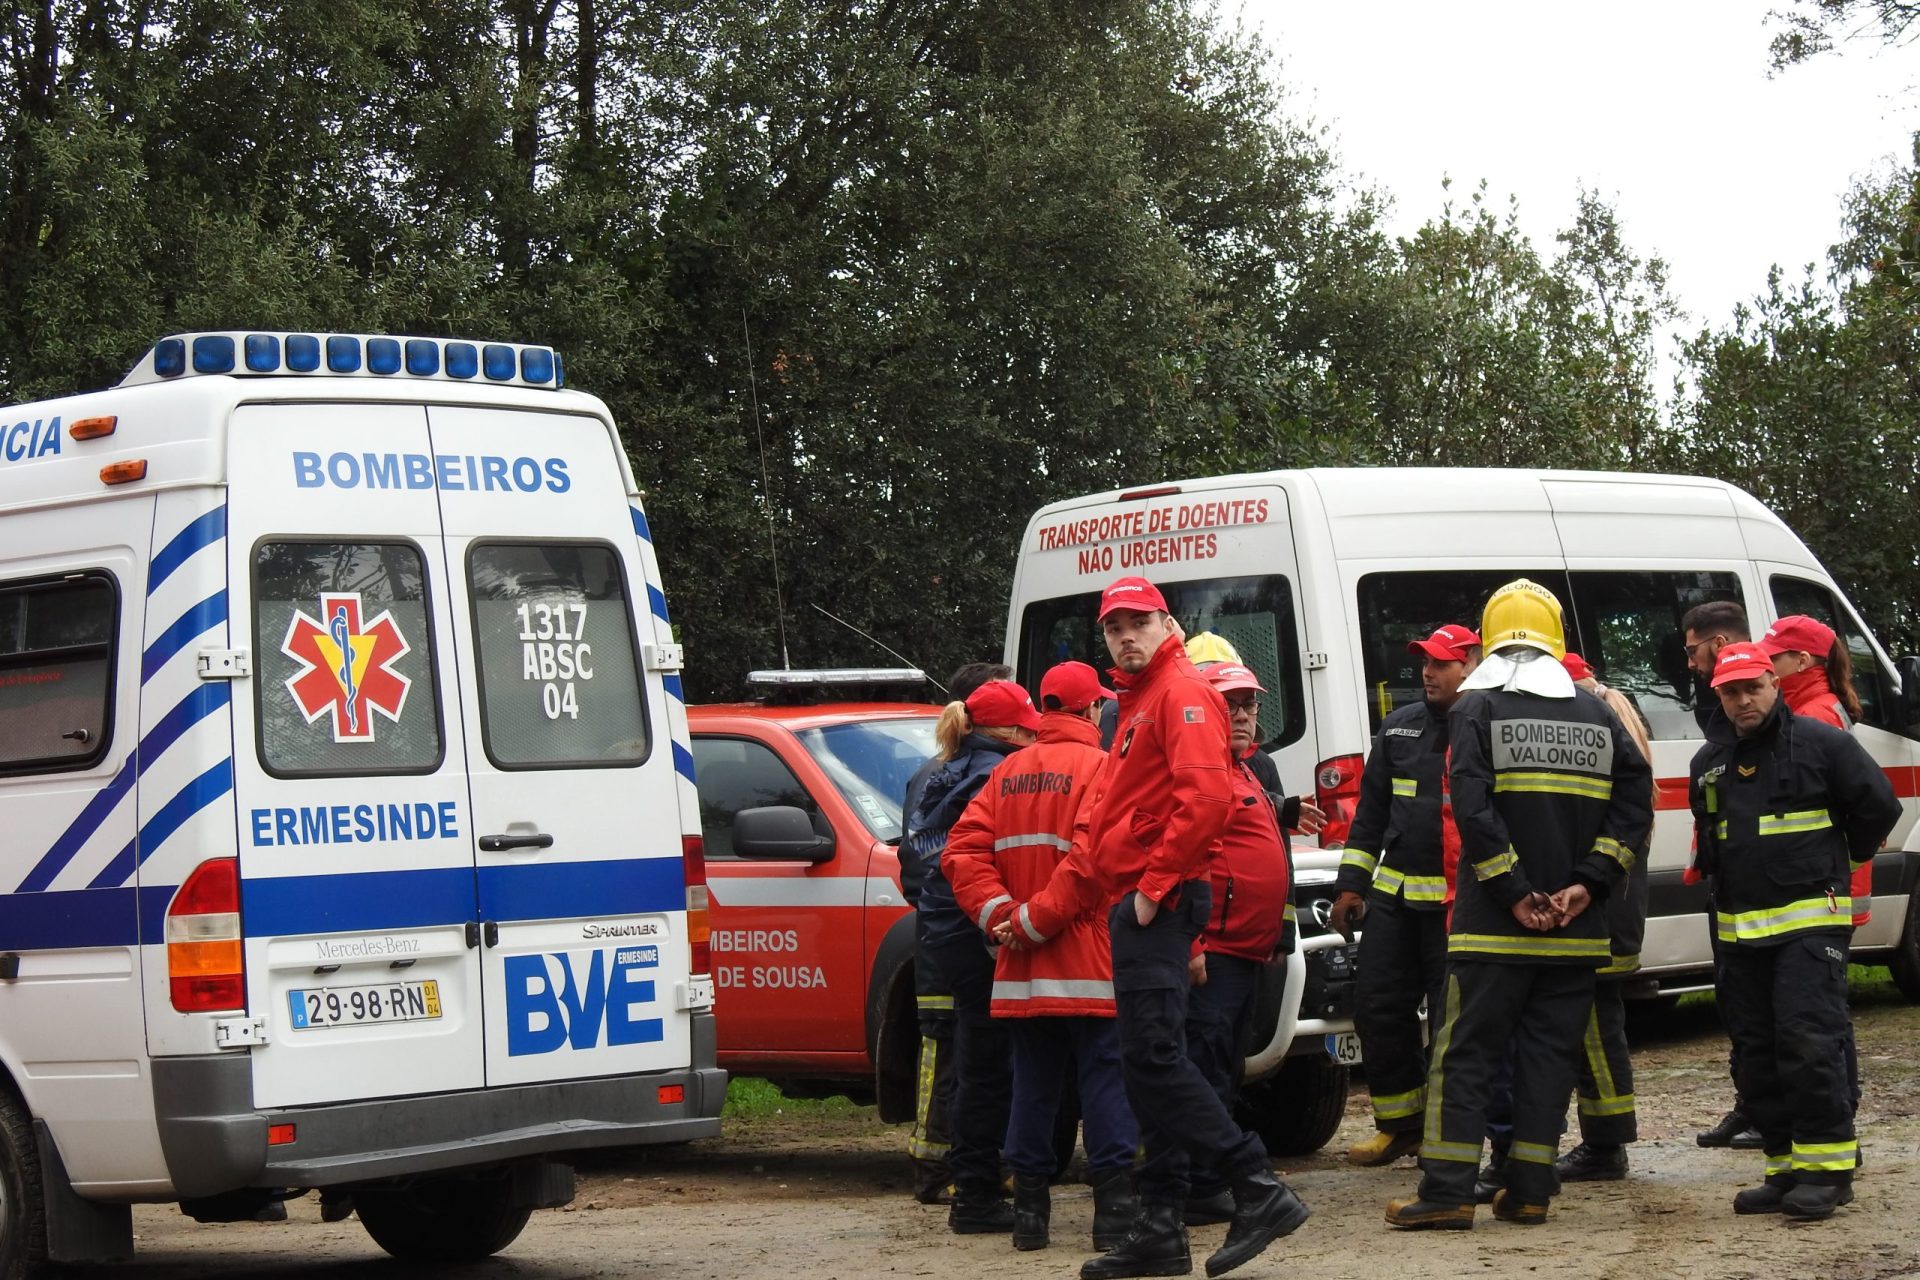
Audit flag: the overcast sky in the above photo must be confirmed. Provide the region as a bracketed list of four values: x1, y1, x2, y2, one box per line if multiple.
[1247, 1, 1920, 340]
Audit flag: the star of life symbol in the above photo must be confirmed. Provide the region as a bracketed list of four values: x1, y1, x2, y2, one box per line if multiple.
[281, 593, 412, 742]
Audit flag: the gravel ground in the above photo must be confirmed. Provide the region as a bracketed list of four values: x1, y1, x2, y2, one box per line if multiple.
[79, 983, 1920, 1279]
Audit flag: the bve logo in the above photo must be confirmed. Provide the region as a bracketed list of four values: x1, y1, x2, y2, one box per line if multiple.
[504, 946, 663, 1056]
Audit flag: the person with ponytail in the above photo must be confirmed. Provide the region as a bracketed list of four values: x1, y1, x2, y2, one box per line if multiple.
[905, 680, 1042, 1235]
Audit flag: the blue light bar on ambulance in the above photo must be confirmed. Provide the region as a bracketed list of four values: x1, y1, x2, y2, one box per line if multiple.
[120, 332, 567, 390]
[746, 668, 928, 687]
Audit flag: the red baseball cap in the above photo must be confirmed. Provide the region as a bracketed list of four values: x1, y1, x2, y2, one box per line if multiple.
[1040, 660, 1115, 712]
[1097, 575, 1170, 619]
[1709, 641, 1776, 688]
[1408, 624, 1481, 662]
[966, 679, 1042, 731]
[1758, 614, 1837, 659]
[1204, 663, 1265, 696]
[1561, 652, 1595, 683]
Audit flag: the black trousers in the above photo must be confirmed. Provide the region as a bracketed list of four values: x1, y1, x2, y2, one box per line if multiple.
[1185, 951, 1261, 1196]
[1574, 979, 1636, 1146]
[1418, 960, 1594, 1205]
[909, 925, 956, 1192]
[1109, 881, 1268, 1206]
[1353, 896, 1450, 1133]
[1718, 932, 1856, 1186]
[923, 934, 1012, 1202]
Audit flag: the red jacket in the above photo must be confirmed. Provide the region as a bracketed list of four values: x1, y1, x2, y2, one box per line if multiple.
[1197, 759, 1293, 962]
[1780, 667, 1873, 925]
[1017, 634, 1234, 942]
[945, 712, 1114, 1016]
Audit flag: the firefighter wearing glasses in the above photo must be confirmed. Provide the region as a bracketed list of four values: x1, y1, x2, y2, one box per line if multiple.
[1690, 641, 1898, 1220]
[1386, 579, 1652, 1230]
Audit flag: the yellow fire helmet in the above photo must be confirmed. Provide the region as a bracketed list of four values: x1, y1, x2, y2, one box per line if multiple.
[1184, 631, 1243, 666]
[1479, 578, 1567, 661]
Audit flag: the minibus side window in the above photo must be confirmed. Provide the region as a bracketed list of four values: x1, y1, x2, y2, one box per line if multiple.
[1768, 576, 1893, 730]
[0, 573, 116, 773]
[689, 736, 822, 858]
[1563, 571, 1743, 743]
[1355, 570, 1572, 733]
[467, 542, 649, 769]
[1015, 574, 1305, 750]
[253, 542, 443, 776]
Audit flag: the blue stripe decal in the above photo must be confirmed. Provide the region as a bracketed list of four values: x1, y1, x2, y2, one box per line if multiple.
[243, 867, 479, 938]
[16, 760, 137, 893]
[647, 583, 670, 624]
[16, 684, 232, 893]
[88, 758, 233, 889]
[629, 506, 653, 543]
[148, 507, 227, 595]
[0, 886, 141, 949]
[142, 590, 227, 683]
[479, 857, 686, 923]
[663, 674, 684, 702]
[673, 740, 696, 784]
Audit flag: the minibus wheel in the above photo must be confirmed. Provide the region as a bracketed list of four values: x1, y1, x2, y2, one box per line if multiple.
[1235, 1055, 1349, 1157]
[1887, 891, 1920, 1002]
[354, 1171, 532, 1262]
[0, 1092, 46, 1279]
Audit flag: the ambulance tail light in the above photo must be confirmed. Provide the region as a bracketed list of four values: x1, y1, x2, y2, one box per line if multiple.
[1313, 753, 1364, 848]
[167, 858, 246, 1012]
[683, 834, 710, 976]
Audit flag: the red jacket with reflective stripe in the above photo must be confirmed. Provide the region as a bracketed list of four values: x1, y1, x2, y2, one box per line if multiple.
[946, 712, 1114, 1017]
[1780, 667, 1873, 925]
[1020, 635, 1235, 942]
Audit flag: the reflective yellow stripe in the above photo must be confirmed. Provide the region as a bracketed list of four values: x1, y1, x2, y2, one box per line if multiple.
[1374, 1087, 1425, 1120]
[915, 994, 954, 1011]
[1510, 1140, 1557, 1165]
[1597, 953, 1641, 976]
[1791, 1140, 1858, 1172]
[1283, 904, 1298, 923]
[1765, 1154, 1791, 1177]
[1398, 874, 1449, 903]
[1494, 770, 1613, 801]
[1421, 1139, 1480, 1164]
[1759, 809, 1833, 836]
[1715, 897, 1852, 943]
[1450, 933, 1611, 960]
[1577, 1093, 1637, 1117]
[1716, 819, 1727, 841]
[1594, 836, 1634, 871]
[1342, 847, 1380, 876]
[1472, 849, 1517, 880]
[1392, 777, 1417, 798]
[1424, 975, 1462, 1149]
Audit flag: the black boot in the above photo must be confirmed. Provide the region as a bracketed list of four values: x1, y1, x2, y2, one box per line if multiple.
[1697, 1108, 1760, 1149]
[1079, 1202, 1191, 1280]
[949, 1193, 1015, 1235]
[1090, 1167, 1139, 1251]
[1204, 1167, 1310, 1279]
[1013, 1173, 1050, 1251]
[1781, 1180, 1853, 1220]
[1474, 1144, 1509, 1205]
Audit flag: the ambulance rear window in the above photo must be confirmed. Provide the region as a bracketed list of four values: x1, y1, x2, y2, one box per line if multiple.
[253, 542, 444, 775]
[0, 573, 116, 774]
[467, 543, 649, 769]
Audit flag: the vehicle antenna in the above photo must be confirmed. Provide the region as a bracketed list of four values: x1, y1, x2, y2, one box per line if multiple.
[808, 604, 947, 696]
[742, 310, 790, 669]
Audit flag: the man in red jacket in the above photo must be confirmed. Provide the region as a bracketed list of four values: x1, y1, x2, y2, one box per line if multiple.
[948, 660, 1136, 1254]
[999, 577, 1308, 1280]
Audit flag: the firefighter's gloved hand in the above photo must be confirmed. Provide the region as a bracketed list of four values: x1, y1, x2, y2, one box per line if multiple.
[1330, 891, 1366, 943]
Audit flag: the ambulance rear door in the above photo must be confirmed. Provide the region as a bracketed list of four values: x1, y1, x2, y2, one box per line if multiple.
[428, 404, 692, 1087]
[229, 403, 486, 1108]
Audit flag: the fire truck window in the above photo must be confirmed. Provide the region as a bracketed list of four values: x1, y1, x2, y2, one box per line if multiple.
[0, 573, 116, 773]
[691, 737, 822, 858]
[253, 541, 442, 776]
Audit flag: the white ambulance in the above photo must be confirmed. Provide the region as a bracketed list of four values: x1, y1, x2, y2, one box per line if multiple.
[0, 332, 721, 1268]
[1007, 468, 1920, 1144]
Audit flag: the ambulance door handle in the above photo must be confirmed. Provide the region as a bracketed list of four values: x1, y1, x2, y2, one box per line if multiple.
[479, 832, 553, 852]
[483, 921, 499, 948]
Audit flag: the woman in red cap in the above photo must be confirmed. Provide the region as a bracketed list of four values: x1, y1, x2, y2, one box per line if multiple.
[904, 680, 1041, 1234]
